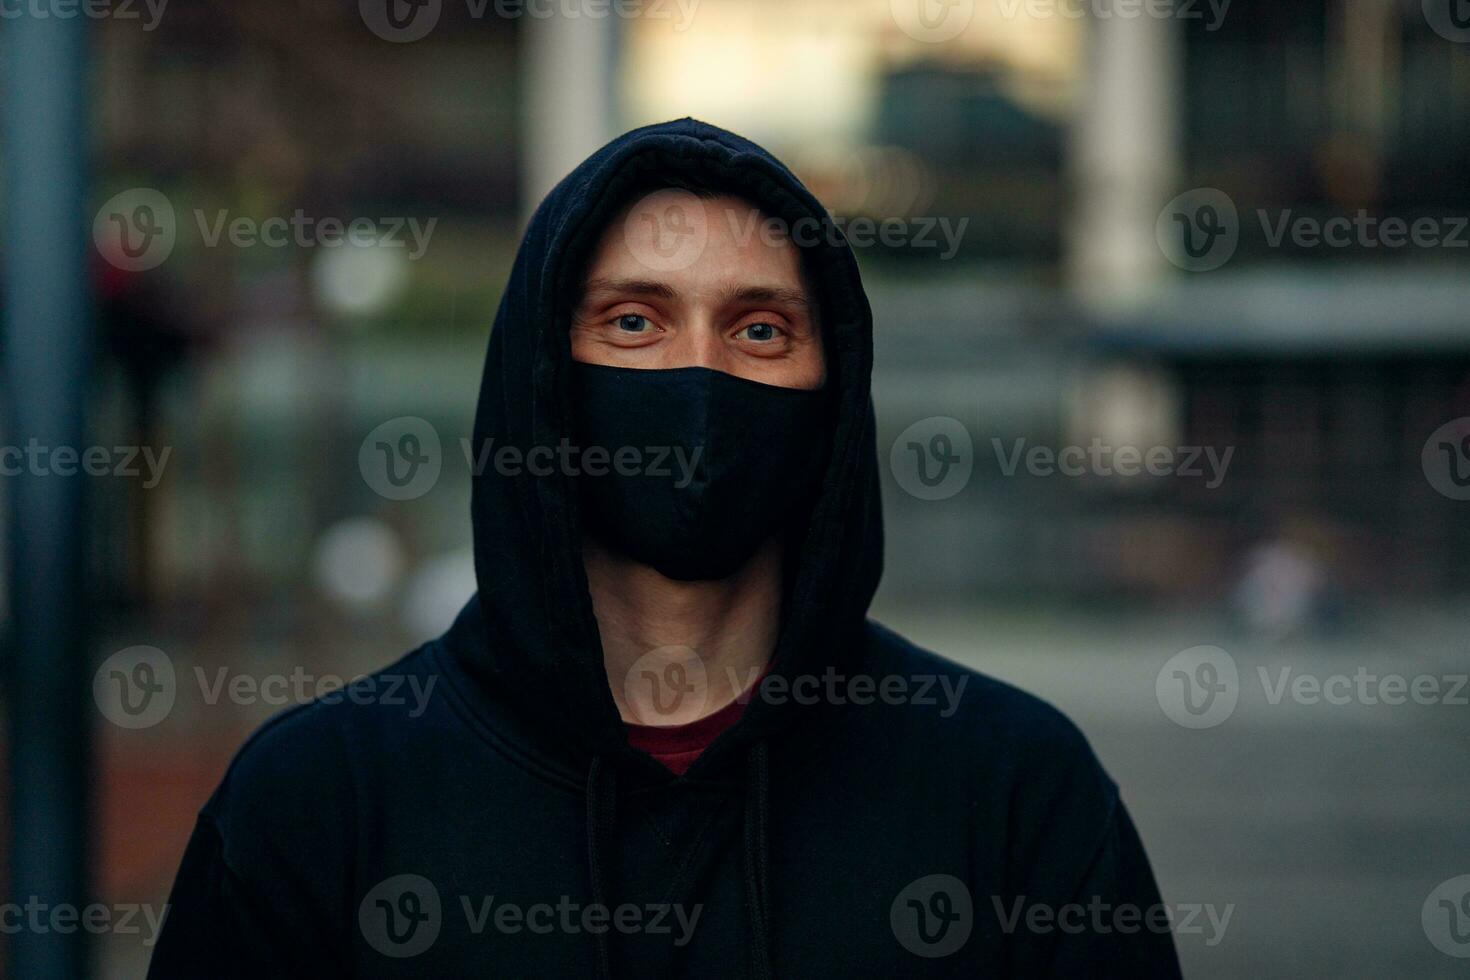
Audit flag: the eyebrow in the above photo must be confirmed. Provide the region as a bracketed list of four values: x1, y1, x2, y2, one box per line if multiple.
[581, 277, 679, 302]
[716, 283, 812, 310]
[581, 277, 811, 310]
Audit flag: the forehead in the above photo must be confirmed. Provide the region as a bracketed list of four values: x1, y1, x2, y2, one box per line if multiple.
[583, 190, 808, 289]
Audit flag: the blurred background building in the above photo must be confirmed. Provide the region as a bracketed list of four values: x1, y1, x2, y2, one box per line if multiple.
[3, 0, 1470, 976]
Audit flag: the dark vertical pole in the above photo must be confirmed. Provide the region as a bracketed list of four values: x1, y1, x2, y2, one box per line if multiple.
[3, 8, 95, 980]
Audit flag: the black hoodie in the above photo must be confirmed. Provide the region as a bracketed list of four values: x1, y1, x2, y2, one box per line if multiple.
[148, 119, 1182, 979]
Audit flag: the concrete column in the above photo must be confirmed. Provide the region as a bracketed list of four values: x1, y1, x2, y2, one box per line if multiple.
[519, 13, 622, 222]
[1067, 0, 1183, 309]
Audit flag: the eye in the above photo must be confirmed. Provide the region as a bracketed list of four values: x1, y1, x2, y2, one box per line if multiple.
[738, 322, 780, 342]
[615, 314, 653, 333]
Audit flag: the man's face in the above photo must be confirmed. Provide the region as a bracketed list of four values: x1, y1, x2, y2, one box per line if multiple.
[571, 192, 825, 390]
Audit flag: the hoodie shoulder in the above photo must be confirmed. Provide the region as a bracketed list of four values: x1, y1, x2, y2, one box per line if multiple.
[148, 649, 445, 980]
[851, 620, 1144, 918]
[856, 618, 1119, 814]
[201, 643, 444, 854]
[860, 619, 1101, 740]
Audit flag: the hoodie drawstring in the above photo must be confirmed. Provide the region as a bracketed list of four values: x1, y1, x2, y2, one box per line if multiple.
[742, 741, 773, 980]
[586, 755, 618, 980]
[584, 741, 773, 980]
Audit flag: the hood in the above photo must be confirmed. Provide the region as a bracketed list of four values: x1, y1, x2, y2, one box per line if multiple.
[458, 117, 883, 773]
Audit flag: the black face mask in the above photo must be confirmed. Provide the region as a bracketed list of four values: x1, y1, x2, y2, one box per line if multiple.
[570, 362, 829, 581]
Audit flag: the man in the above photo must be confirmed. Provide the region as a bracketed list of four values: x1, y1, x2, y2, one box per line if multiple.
[149, 119, 1181, 978]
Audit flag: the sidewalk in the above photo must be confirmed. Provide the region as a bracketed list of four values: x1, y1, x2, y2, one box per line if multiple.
[874, 600, 1470, 979]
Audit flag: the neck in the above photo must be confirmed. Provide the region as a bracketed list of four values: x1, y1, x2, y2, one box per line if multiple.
[585, 537, 782, 725]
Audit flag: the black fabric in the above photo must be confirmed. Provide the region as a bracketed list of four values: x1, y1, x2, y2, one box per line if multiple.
[148, 118, 1182, 979]
[585, 754, 617, 979]
[572, 362, 828, 581]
